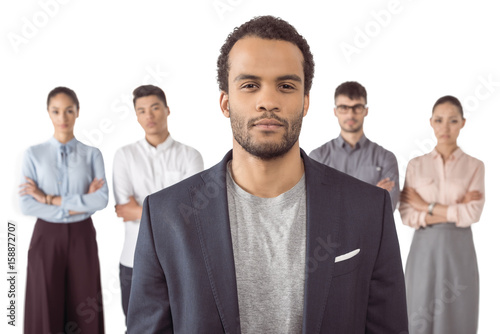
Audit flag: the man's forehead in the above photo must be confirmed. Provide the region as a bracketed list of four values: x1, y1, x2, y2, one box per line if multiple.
[135, 95, 163, 107]
[335, 95, 366, 104]
[227, 36, 304, 77]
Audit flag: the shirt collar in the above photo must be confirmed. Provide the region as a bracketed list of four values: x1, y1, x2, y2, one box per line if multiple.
[49, 136, 77, 153]
[430, 147, 463, 161]
[141, 134, 174, 154]
[335, 133, 367, 149]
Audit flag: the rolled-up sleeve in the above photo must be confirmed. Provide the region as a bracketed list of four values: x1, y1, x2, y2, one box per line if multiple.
[112, 148, 134, 205]
[382, 151, 400, 212]
[19, 149, 68, 220]
[399, 160, 426, 229]
[446, 161, 485, 227]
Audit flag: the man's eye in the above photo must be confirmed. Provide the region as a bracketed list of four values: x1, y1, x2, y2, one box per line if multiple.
[281, 84, 294, 90]
[243, 83, 257, 89]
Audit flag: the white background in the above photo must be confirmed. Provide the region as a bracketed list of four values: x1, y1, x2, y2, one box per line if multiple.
[1, 0, 499, 332]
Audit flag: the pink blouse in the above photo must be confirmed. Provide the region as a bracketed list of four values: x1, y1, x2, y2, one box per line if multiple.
[400, 148, 485, 229]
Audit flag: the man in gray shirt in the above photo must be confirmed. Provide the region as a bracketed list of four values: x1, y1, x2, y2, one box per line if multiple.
[310, 81, 400, 211]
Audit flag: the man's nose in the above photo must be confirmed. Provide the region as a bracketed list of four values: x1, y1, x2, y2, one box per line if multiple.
[256, 86, 280, 112]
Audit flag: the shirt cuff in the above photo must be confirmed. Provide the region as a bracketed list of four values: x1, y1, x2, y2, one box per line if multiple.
[418, 211, 427, 228]
[446, 204, 458, 224]
[60, 195, 68, 211]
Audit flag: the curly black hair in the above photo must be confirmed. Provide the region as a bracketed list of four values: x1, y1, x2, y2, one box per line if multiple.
[217, 15, 314, 95]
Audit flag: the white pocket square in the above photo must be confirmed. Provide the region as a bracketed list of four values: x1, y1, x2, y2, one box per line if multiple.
[335, 249, 360, 263]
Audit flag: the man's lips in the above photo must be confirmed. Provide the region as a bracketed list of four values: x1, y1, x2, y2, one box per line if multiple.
[253, 119, 283, 129]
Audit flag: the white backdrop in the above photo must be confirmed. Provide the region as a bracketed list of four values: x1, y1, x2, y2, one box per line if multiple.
[1, 0, 499, 332]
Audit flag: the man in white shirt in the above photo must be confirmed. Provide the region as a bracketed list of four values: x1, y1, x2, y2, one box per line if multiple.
[112, 85, 204, 326]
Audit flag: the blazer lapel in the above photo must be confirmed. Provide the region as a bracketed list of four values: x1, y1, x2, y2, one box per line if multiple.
[191, 151, 241, 334]
[301, 150, 341, 334]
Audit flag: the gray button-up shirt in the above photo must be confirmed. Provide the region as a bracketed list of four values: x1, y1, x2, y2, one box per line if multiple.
[310, 135, 399, 211]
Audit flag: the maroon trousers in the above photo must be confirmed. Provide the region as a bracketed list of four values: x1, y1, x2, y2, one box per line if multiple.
[24, 217, 105, 334]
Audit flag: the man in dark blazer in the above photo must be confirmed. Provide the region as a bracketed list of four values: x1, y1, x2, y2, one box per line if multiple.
[127, 15, 408, 333]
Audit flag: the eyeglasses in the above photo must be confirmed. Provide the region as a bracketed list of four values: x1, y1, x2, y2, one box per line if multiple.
[335, 104, 367, 114]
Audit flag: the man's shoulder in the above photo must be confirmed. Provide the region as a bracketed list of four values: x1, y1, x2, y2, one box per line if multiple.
[148, 163, 220, 203]
[309, 138, 336, 162]
[115, 140, 142, 155]
[364, 138, 397, 162]
[171, 139, 202, 158]
[307, 153, 383, 194]
[306, 155, 389, 218]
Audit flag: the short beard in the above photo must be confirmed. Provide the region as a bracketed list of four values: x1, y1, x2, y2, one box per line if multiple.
[230, 110, 303, 161]
[341, 120, 363, 134]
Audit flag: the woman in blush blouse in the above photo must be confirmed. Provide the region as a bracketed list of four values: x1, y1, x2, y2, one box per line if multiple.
[19, 87, 108, 334]
[400, 95, 485, 334]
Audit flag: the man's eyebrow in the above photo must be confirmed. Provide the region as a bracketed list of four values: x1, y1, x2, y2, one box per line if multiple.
[234, 74, 261, 82]
[233, 74, 302, 83]
[276, 74, 302, 83]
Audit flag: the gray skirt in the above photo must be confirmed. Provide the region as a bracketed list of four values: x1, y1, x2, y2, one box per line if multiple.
[405, 223, 479, 334]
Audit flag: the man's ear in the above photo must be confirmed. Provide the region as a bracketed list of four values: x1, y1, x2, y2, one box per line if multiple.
[303, 93, 310, 117]
[220, 91, 230, 118]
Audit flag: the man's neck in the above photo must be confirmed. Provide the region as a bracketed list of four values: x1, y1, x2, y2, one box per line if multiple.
[230, 141, 304, 198]
[145, 131, 169, 148]
[340, 130, 364, 148]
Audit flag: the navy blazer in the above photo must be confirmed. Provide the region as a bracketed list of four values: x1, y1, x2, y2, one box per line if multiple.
[127, 149, 408, 333]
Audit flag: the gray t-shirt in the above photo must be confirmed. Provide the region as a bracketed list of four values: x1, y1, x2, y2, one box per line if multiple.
[226, 163, 306, 334]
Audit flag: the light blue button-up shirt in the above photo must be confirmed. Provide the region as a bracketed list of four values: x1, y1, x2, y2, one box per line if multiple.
[20, 137, 108, 223]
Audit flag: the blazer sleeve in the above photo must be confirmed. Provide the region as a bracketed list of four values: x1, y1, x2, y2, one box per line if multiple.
[366, 190, 408, 333]
[127, 196, 173, 333]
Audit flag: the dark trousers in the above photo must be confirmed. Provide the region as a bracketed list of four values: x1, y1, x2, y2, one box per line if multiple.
[119, 264, 133, 325]
[24, 217, 105, 334]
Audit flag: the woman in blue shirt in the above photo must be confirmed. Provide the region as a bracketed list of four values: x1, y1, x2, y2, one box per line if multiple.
[19, 87, 108, 334]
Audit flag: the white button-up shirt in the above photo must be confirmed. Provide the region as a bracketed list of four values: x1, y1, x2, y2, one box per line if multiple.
[113, 135, 204, 267]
